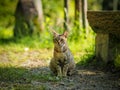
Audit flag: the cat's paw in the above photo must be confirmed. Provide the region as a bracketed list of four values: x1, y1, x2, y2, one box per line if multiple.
[57, 73, 62, 77]
[62, 73, 67, 77]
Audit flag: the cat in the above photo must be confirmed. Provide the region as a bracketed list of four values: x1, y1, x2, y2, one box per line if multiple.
[49, 30, 76, 77]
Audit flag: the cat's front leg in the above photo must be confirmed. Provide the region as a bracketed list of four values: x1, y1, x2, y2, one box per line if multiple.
[62, 64, 68, 77]
[67, 62, 76, 76]
[56, 66, 62, 77]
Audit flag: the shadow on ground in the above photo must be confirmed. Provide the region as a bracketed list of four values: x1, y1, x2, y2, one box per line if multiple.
[0, 64, 120, 90]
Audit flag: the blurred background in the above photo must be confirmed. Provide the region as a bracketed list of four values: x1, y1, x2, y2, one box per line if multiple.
[0, 0, 120, 67]
[0, 0, 120, 89]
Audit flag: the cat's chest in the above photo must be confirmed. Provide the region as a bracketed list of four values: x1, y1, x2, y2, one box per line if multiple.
[55, 53, 68, 65]
[55, 53, 66, 59]
[54, 52, 67, 60]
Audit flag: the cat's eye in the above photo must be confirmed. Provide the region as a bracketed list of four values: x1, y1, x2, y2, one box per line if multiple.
[53, 39, 59, 44]
[53, 39, 57, 42]
[60, 39, 64, 42]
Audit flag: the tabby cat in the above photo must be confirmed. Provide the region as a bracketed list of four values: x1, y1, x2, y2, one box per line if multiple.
[49, 30, 76, 77]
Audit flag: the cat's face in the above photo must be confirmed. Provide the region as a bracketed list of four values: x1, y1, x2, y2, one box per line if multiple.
[52, 31, 68, 51]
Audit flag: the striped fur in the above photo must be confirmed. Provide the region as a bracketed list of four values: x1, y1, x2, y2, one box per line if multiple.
[49, 31, 76, 77]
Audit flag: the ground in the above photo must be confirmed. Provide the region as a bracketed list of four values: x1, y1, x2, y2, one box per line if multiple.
[0, 49, 120, 90]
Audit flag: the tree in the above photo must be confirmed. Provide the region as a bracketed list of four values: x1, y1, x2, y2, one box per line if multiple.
[113, 0, 118, 10]
[81, 0, 88, 34]
[113, 0, 120, 10]
[14, 0, 42, 37]
[75, 0, 81, 29]
[118, 0, 120, 10]
[64, 0, 69, 31]
[33, 0, 44, 31]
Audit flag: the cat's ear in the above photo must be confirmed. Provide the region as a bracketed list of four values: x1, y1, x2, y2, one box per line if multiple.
[52, 30, 58, 37]
[63, 31, 68, 38]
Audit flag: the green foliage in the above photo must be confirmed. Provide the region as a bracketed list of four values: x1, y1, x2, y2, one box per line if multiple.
[42, 0, 64, 19]
[88, 0, 103, 10]
[0, 27, 13, 39]
[0, 0, 18, 27]
[76, 53, 95, 66]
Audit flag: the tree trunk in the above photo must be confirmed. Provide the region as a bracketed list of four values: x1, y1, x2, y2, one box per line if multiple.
[81, 0, 87, 34]
[64, 0, 69, 31]
[118, 0, 120, 10]
[113, 0, 118, 10]
[33, 0, 44, 32]
[14, 0, 38, 38]
[75, 0, 81, 28]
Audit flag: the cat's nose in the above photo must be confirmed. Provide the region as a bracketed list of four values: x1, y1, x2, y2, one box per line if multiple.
[58, 41, 60, 44]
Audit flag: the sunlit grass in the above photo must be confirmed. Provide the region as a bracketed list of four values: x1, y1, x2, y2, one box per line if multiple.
[0, 26, 95, 65]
